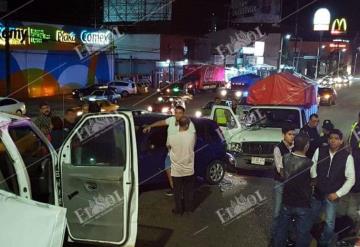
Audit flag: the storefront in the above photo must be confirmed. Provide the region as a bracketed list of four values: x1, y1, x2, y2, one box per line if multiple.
[0, 21, 114, 98]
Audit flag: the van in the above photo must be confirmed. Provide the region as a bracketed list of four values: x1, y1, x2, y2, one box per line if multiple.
[108, 81, 138, 97]
[0, 112, 138, 246]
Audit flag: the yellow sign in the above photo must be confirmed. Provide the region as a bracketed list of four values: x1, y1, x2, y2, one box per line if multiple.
[331, 18, 347, 35]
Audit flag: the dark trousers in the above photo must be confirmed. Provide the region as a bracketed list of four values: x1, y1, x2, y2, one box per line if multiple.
[274, 206, 313, 247]
[172, 175, 194, 213]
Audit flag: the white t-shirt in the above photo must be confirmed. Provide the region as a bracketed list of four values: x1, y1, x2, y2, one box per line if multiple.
[165, 116, 195, 145]
[168, 131, 196, 177]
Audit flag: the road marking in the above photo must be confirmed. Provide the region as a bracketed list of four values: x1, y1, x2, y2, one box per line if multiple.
[193, 226, 209, 236]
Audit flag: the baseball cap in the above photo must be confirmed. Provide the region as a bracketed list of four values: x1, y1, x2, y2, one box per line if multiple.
[322, 119, 334, 130]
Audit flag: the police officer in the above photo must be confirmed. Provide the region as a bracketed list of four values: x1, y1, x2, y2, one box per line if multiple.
[318, 120, 334, 148]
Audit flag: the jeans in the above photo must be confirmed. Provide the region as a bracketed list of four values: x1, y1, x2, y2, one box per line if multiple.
[271, 181, 284, 237]
[311, 197, 338, 246]
[274, 206, 313, 247]
[172, 175, 195, 213]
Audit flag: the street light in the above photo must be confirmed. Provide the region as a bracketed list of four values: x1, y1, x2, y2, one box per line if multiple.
[278, 33, 292, 71]
[313, 8, 331, 79]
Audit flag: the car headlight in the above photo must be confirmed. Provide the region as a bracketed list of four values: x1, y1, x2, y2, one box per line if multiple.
[161, 107, 170, 113]
[230, 142, 242, 153]
[147, 106, 153, 112]
[195, 111, 202, 118]
[220, 89, 227, 97]
[169, 98, 174, 102]
[166, 88, 170, 93]
[157, 88, 160, 92]
[158, 97, 163, 102]
[235, 91, 242, 98]
[323, 94, 331, 99]
[72, 91, 76, 95]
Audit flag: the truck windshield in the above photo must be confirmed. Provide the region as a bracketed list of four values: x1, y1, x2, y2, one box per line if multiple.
[247, 108, 300, 129]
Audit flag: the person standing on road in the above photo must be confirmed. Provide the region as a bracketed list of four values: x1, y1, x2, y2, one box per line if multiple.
[318, 120, 334, 148]
[311, 129, 355, 247]
[167, 116, 196, 215]
[345, 112, 360, 245]
[34, 102, 53, 137]
[274, 134, 313, 247]
[271, 125, 295, 244]
[301, 113, 321, 158]
[63, 108, 77, 135]
[143, 105, 196, 196]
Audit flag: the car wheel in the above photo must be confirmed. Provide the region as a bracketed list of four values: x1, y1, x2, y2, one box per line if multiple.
[205, 160, 225, 185]
[332, 99, 336, 105]
[122, 91, 129, 97]
[16, 109, 22, 115]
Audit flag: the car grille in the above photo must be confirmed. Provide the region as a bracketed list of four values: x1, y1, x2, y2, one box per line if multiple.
[242, 142, 278, 155]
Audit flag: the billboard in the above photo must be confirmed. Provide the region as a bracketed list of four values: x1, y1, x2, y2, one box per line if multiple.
[231, 0, 281, 24]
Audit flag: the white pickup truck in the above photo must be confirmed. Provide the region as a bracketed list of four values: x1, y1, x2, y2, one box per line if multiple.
[206, 103, 318, 169]
[0, 112, 138, 247]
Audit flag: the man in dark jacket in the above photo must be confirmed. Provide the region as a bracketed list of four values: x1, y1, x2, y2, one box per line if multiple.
[318, 120, 334, 148]
[274, 134, 313, 247]
[301, 113, 320, 158]
[270, 125, 295, 243]
[311, 129, 355, 247]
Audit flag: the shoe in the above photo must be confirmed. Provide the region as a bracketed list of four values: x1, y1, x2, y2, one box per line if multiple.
[165, 189, 174, 196]
[286, 239, 295, 247]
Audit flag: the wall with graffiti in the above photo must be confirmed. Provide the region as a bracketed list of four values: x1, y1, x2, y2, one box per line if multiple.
[0, 21, 114, 98]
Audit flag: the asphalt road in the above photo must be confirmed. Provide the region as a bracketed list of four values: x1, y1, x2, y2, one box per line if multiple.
[24, 81, 360, 247]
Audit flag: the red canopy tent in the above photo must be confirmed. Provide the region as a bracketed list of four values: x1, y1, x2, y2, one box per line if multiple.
[247, 72, 317, 107]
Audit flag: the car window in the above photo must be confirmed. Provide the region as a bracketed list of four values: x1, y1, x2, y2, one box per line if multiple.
[115, 82, 128, 87]
[71, 116, 126, 167]
[0, 137, 19, 195]
[0, 99, 16, 106]
[92, 90, 104, 96]
[8, 124, 53, 203]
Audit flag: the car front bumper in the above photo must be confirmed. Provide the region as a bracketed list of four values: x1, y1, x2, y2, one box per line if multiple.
[228, 151, 274, 170]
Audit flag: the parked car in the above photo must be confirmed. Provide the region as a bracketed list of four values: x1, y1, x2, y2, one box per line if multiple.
[147, 96, 186, 115]
[0, 97, 26, 115]
[318, 87, 337, 105]
[108, 81, 137, 97]
[0, 111, 139, 246]
[136, 82, 149, 94]
[71, 83, 111, 98]
[134, 114, 233, 185]
[80, 89, 121, 103]
[73, 100, 119, 117]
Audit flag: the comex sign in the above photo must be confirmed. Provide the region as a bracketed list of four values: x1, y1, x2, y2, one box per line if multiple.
[80, 30, 112, 46]
[331, 18, 347, 35]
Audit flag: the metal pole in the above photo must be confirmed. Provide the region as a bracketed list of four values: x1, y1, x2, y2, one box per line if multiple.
[314, 32, 322, 79]
[5, 20, 11, 96]
[354, 52, 358, 75]
[278, 35, 284, 72]
[338, 46, 341, 77]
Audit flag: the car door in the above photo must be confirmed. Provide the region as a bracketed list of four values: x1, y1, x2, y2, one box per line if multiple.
[210, 105, 241, 141]
[58, 112, 138, 246]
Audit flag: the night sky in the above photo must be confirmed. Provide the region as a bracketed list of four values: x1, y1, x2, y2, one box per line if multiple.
[2, 0, 360, 39]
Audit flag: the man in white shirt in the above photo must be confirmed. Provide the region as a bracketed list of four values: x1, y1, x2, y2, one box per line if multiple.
[167, 116, 196, 215]
[310, 129, 355, 247]
[143, 105, 195, 196]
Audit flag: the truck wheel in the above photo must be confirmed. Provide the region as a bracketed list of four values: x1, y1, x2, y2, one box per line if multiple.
[205, 160, 225, 185]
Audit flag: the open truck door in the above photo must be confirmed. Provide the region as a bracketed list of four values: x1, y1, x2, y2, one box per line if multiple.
[210, 105, 241, 141]
[59, 112, 138, 246]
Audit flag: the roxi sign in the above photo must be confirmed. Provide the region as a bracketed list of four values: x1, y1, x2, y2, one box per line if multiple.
[331, 18, 347, 35]
[80, 30, 112, 46]
[56, 30, 76, 43]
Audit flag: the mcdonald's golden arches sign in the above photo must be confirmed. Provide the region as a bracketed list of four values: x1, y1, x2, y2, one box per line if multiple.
[331, 18, 347, 35]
